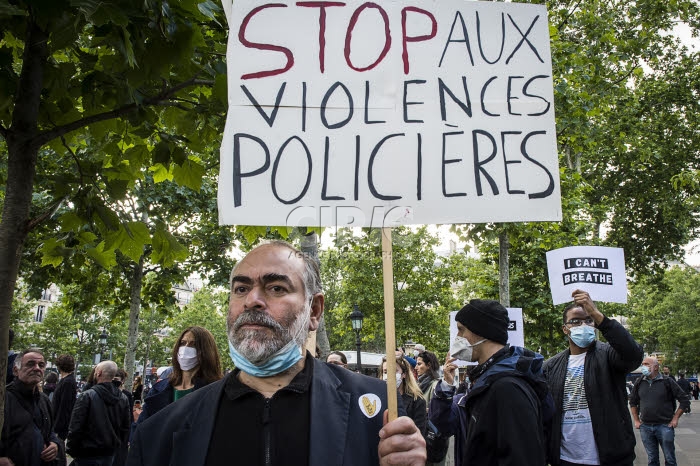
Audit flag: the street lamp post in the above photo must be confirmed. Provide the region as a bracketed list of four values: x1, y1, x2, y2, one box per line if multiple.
[349, 304, 364, 373]
[98, 327, 108, 362]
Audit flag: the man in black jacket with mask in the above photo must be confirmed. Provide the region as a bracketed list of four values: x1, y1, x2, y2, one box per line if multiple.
[543, 289, 643, 466]
[67, 360, 131, 466]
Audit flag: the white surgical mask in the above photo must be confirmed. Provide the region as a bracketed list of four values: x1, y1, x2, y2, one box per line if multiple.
[178, 346, 199, 371]
[450, 336, 486, 362]
[383, 372, 403, 388]
[568, 325, 596, 348]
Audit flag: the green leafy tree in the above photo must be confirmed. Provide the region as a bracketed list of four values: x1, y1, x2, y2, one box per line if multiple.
[546, 0, 700, 273]
[453, 0, 700, 355]
[0, 0, 229, 429]
[164, 287, 229, 371]
[33, 294, 113, 379]
[9, 282, 37, 350]
[321, 227, 468, 357]
[628, 266, 700, 373]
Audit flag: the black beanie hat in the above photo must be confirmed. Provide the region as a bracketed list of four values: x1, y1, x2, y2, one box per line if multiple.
[455, 299, 509, 345]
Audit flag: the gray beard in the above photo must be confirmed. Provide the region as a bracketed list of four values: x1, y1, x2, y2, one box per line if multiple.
[228, 303, 311, 365]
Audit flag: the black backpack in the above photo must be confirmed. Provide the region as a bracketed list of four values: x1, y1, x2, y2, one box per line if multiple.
[484, 372, 555, 448]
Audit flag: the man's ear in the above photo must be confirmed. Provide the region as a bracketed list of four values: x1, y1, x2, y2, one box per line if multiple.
[12, 364, 18, 377]
[308, 293, 325, 331]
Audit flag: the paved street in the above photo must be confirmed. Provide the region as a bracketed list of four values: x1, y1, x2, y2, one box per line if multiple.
[634, 399, 700, 466]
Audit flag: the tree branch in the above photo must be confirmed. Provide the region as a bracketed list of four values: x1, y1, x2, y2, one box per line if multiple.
[143, 264, 162, 274]
[60, 134, 86, 184]
[158, 102, 192, 112]
[34, 78, 215, 147]
[556, 0, 585, 31]
[0, 125, 7, 139]
[25, 195, 68, 232]
[607, 66, 638, 87]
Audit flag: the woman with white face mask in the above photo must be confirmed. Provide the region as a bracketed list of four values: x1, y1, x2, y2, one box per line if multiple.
[379, 356, 427, 436]
[136, 326, 223, 428]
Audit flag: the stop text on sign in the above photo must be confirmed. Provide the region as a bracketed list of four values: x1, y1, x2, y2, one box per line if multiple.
[219, 0, 561, 228]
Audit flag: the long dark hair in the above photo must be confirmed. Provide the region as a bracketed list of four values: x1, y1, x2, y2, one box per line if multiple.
[417, 351, 440, 380]
[169, 326, 223, 387]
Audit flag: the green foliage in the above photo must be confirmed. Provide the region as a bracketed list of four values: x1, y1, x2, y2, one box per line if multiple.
[9, 286, 37, 350]
[451, 0, 700, 355]
[628, 266, 700, 373]
[321, 227, 468, 358]
[0, 0, 233, 285]
[164, 287, 229, 370]
[547, 0, 700, 275]
[32, 295, 113, 378]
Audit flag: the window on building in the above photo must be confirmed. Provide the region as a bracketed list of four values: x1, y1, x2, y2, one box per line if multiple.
[35, 305, 45, 322]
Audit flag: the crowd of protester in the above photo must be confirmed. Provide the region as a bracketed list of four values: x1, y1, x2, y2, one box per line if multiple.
[0, 240, 696, 466]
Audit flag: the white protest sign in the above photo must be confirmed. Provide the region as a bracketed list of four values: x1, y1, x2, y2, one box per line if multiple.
[219, 0, 561, 227]
[546, 246, 627, 305]
[449, 307, 524, 367]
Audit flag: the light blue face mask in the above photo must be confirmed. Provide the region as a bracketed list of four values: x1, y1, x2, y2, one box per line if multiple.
[569, 325, 596, 348]
[229, 339, 303, 378]
[641, 366, 651, 377]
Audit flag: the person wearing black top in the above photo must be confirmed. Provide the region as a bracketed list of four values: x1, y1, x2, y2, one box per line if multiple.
[135, 326, 223, 428]
[132, 375, 143, 402]
[67, 361, 131, 466]
[52, 354, 78, 440]
[127, 241, 426, 466]
[0, 349, 63, 466]
[630, 356, 690, 466]
[380, 355, 427, 436]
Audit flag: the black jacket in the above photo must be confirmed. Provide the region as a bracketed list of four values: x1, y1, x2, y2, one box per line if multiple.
[402, 392, 427, 436]
[67, 382, 131, 458]
[543, 317, 643, 466]
[0, 380, 63, 466]
[136, 376, 210, 428]
[677, 377, 691, 393]
[127, 358, 407, 466]
[52, 372, 77, 439]
[629, 375, 691, 424]
[431, 346, 548, 466]
[461, 346, 547, 466]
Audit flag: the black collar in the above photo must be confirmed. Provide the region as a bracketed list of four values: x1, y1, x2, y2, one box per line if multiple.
[469, 345, 511, 382]
[224, 352, 314, 401]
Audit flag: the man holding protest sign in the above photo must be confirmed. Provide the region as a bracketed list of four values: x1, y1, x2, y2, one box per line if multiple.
[543, 289, 643, 466]
[127, 241, 425, 466]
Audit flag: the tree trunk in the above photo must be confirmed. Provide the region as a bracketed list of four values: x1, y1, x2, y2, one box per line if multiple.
[141, 305, 155, 385]
[499, 229, 511, 307]
[0, 15, 48, 433]
[299, 232, 330, 358]
[123, 255, 144, 391]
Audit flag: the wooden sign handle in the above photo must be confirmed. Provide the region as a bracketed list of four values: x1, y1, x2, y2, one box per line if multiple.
[381, 227, 398, 421]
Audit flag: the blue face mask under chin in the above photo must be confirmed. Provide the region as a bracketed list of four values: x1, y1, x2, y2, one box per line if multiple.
[569, 325, 596, 348]
[229, 339, 303, 378]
